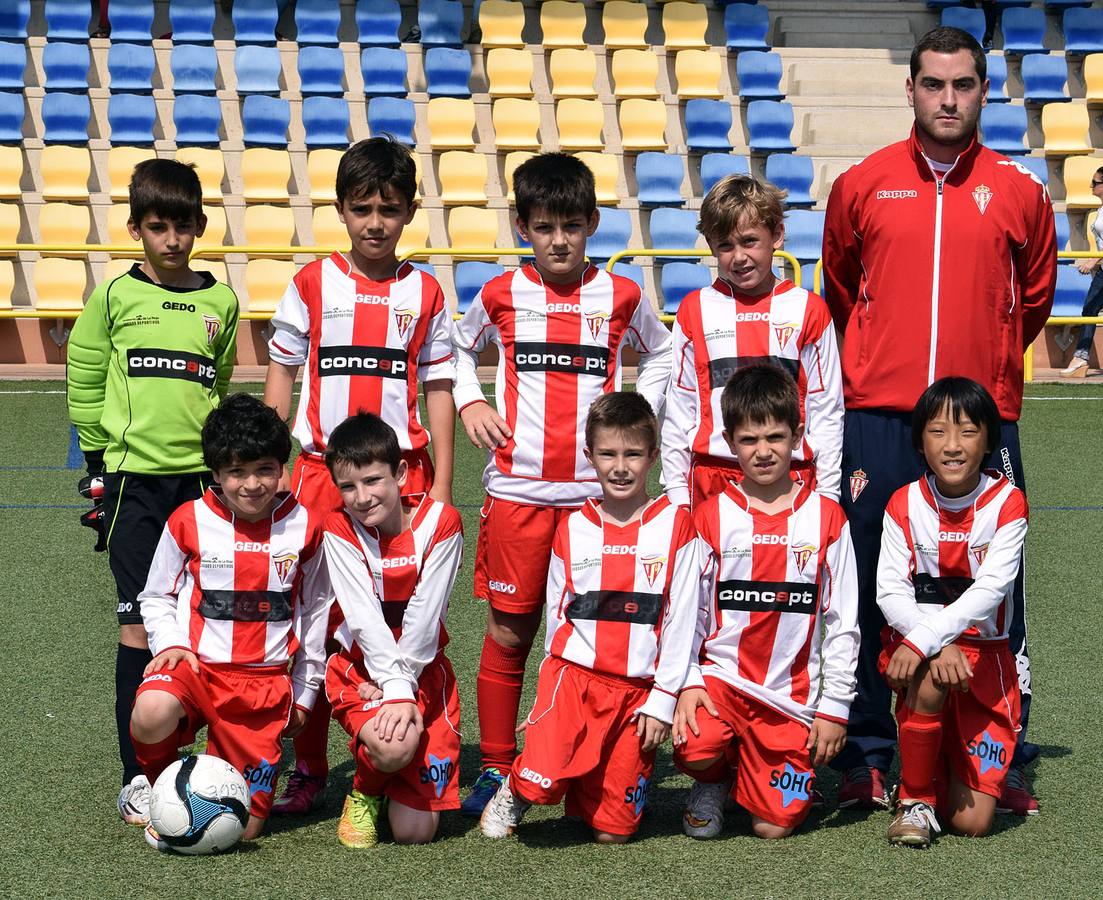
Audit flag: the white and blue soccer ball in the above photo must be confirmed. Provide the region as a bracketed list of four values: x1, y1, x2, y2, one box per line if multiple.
[149, 754, 250, 855]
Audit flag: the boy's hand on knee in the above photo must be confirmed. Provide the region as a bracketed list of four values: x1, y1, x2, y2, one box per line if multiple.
[374, 701, 423, 743]
[885, 644, 923, 690]
[460, 401, 512, 450]
[635, 713, 670, 753]
[673, 687, 717, 746]
[807, 717, 847, 766]
[283, 707, 309, 738]
[929, 644, 973, 692]
[144, 647, 200, 677]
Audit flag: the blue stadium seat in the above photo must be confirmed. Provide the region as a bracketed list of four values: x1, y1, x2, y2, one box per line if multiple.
[980, 104, 1028, 154]
[368, 96, 416, 145]
[783, 209, 825, 262]
[295, 0, 341, 45]
[587, 208, 632, 261]
[765, 153, 815, 207]
[425, 47, 473, 97]
[41, 92, 90, 143]
[611, 262, 645, 291]
[171, 44, 218, 94]
[1015, 155, 1049, 185]
[724, 3, 770, 51]
[42, 41, 89, 91]
[1022, 55, 1070, 103]
[410, 262, 437, 278]
[232, 0, 279, 44]
[1064, 9, 1103, 55]
[747, 100, 795, 152]
[700, 153, 750, 194]
[636, 152, 685, 206]
[1053, 264, 1091, 315]
[685, 99, 733, 151]
[242, 95, 290, 145]
[169, 0, 216, 43]
[1054, 210, 1070, 250]
[736, 50, 783, 100]
[108, 93, 156, 144]
[660, 262, 712, 313]
[986, 53, 1009, 103]
[0, 42, 25, 90]
[298, 46, 345, 95]
[303, 96, 350, 147]
[454, 261, 504, 312]
[0, 91, 24, 143]
[109, 0, 155, 42]
[235, 45, 282, 94]
[173, 94, 221, 144]
[649, 207, 700, 258]
[419, 0, 465, 48]
[108, 43, 156, 93]
[361, 48, 408, 96]
[941, 8, 985, 46]
[45, 0, 88, 41]
[1001, 8, 1047, 56]
[0, 1, 30, 39]
[355, 0, 402, 47]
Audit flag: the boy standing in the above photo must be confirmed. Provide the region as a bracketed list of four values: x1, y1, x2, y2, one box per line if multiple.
[479, 392, 702, 843]
[452, 153, 673, 812]
[66, 158, 239, 821]
[264, 136, 457, 811]
[673, 365, 859, 839]
[662, 175, 843, 508]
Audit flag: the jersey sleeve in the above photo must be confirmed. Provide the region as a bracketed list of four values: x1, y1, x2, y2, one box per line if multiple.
[821, 168, 861, 329]
[138, 519, 192, 657]
[682, 504, 719, 690]
[800, 298, 844, 501]
[816, 517, 860, 723]
[289, 532, 332, 713]
[1015, 174, 1057, 349]
[626, 291, 673, 417]
[660, 308, 698, 508]
[543, 524, 570, 655]
[65, 282, 112, 453]
[875, 498, 927, 638]
[214, 286, 239, 400]
[267, 275, 311, 367]
[452, 285, 498, 413]
[417, 277, 457, 383]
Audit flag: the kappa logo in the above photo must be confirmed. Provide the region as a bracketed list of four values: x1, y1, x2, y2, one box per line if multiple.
[998, 159, 1047, 193]
[640, 554, 666, 587]
[970, 542, 990, 565]
[202, 314, 221, 345]
[791, 542, 817, 571]
[850, 468, 869, 503]
[773, 322, 800, 348]
[393, 306, 416, 338]
[972, 183, 994, 215]
[272, 551, 297, 581]
[584, 311, 609, 338]
[875, 189, 918, 200]
[419, 754, 455, 798]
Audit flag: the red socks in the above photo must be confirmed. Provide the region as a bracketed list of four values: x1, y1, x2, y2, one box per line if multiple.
[292, 692, 331, 779]
[898, 709, 943, 806]
[476, 635, 532, 771]
[353, 742, 389, 796]
[130, 730, 180, 787]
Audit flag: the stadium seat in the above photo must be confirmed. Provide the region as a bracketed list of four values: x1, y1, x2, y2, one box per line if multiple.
[611, 50, 660, 99]
[419, 0, 465, 48]
[396, 207, 430, 256]
[1053, 264, 1092, 316]
[619, 99, 669, 152]
[105, 203, 135, 244]
[766, 153, 815, 207]
[611, 261, 645, 291]
[295, 0, 341, 45]
[0, 259, 13, 308]
[487, 48, 533, 98]
[0, 42, 26, 90]
[980, 104, 1028, 154]
[299, 46, 345, 95]
[44, 0, 88, 41]
[492, 98, 541, 150]
[303, 97, 350, 147]
[736, 50, 783, 101]
[556, 99, 605, 150]
[311, 204, 347, 246]
[34, 258, 90, 309]
[361, 48, 408, 97]
[940, 8, 985, 46]
[0, 93, 22, 144]
[724, 3, 770, 52]
[1064, 9, 1103, 55]
[243, 204, 297, 248]
[660, 262, 711, 313]
[685, 99, 734, 152]
[410, 261, 436, 278]
[0, 146, 22, 198]
[40, 145, 91, 200]
[438, 151, 489, 205]
[175, 146, 224, 202]
[1021, 55, 1070, 104]
[171, 45, 218, 94]
[747, 100, 795, 153]
[425, 47, 473, 98]
[244, 259, 296, 313]
[174, 95, 221, 145]
[109, 0, 154, 41]
[232, 0, 279, 44]
[194, 205, 227, 250]
[0, 1, 29, 40]
[1085, 53, 1103, 104]
[108, 94, 157, 145]
[650, 207, 701, 258]
[447, 206, 500, 248]
[242, 95, 291, 146]
[587, 208, 632, 261]
[107, 43, 156, 92]
[42, 41, 90, 91]
[783, 209, 825, 262]
[503, 150, 536, 202]
[169, 0, 216, 44]
[427, 98, 476, 149]
[241, 148, 292, 202]
[479, 0, 526, 48]
[603, 1, 649, 50]
[194, 260, 229, 288]
[549, 49, 597, 98]
[700, 153, 750, 194]
[1001, 8, 1047, 56]
[575, 152, 621, 205]
[635, 152, 685, 205]
[986, 53, 1009, 103]
[1054, 210, 1071, 251]
[541, 1, 587, 49]
[1042, 102, 1092, 155]
[368, 96, 416, 144]
[1014, 154, 1050, 186]
[454, 261, 504, 311]
[1059, 155, 1100, 206]
[306, 148, 341, 203]
[662, 2, 709, 50]
[355, 0, 402, 47]
[0, 199, 19, 241]
[38, 202, 91, 247]
[675, 50, 724, 99]
[235, 46, 282, 94]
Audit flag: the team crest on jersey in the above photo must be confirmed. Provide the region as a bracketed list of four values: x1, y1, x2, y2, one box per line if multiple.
[393, 307, 416, 338]
[970, 542, 990, 566]
[584, 311, 609, 339]
[202, 314, 221, 345]
[972, 183, 993, 216]
[791, 542, 817, 572]
[273, 551, 297, 581]
[773, 322, 799, 348]
[640, 554, 667, 587]
[850, 468, 869, 503]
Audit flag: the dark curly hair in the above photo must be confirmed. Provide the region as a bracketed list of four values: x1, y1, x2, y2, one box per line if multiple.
[202, 393, 292, 471]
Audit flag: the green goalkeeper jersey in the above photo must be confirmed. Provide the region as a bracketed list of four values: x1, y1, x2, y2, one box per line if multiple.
[66, 265, 239, 475]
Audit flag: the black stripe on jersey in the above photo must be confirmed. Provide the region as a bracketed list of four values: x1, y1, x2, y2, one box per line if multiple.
[317, 345, 409, 379]
[382, 599, 409, 631]
[198, 589, 293, 622]
[514, 342, 610, 377]
[913, 573, 974, 606]
[126, 349, 217, 387]
[716, 579, 819, 614]
[567, 590, 663, 625]
[707, 355, 799, 390]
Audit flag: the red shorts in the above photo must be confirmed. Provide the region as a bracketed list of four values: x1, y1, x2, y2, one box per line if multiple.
[134, 662, 292, 819]
[689, 453, 817, 509]
[473, 496, 579, 614]
[326, 651, 461, 811]
[880, 636, 1021, 799]
[510, 656, 655, 837]
[292, 447, 435, 515]
[673, 676, 815, 829]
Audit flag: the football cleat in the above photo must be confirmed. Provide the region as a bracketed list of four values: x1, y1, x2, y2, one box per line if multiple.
[996, 766, 1039, 816]
[460, 767, 506, 818]
[682, 779, 731, 839]
[337, 791, 386, 849]
[118, 774, 152, 826]
[837, 766, 891, 810]
[479, 777, 530, 839]
[887, 800, 941, 848]
[272, 768, 326, 815]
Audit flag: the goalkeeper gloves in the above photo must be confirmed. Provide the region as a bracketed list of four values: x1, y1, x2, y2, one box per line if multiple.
[79, 450, 106, 552]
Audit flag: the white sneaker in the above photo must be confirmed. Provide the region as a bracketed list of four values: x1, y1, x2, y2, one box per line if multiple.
[683, 779, 731, 839]
[887, 800, 942, 848]
[118, 774, 151, 826]
[479, 777, 530, 838]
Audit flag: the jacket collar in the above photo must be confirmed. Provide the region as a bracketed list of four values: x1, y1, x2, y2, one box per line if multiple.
[906, 124, 981, 183]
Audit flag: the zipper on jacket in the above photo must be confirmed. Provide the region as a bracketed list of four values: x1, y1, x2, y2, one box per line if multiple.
[928, 176, 945, 385]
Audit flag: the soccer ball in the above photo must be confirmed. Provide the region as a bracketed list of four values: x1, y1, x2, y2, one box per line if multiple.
[149, 754, 250, 855]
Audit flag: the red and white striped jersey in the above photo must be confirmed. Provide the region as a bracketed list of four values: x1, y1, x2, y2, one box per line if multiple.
[690, 480, 860, 726]
[453, 264, 673, 506]
[323, 494, 463, 703]
[139, 490, 331, 711]
[877, 471, 1028, 660]
[268, 253, 455, 456]
[662, 279, 844, 505]
[544, 496, 705, 724]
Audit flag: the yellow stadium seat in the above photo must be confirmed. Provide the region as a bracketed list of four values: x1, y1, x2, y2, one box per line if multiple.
[556, 99, 605, 150]
[0, 260, 14, 308]
[306, 148, 341, 204]
[492, 98, 541, 150]
[549, 48, 597, 99]
[447, 206, 500, 250]
[312, 204, 349, 247]
[34, 257, 90, 309]
[540, 0, 587, 49]
[194, 205, 227, 252]
[0, 145, 22, 199]
[396, 207, 430, 257]
[575, 152, 621, 204]
[503, 150, 536, 203]
[602, 1, 648, 50]
[103, 257, 137, 282]
[1061, 155, 1103, 207]
[427, 98, 477, 150]
[661, 1, 708, 50]
[197, 260, 230, 287]
[106, 204, 135, 245]
[674, 49, 723, 99]
[243, 204, 297, 249]
[241, 148, 292, 202]
[106, 147, 154, 201]
[1042, 102, 1092, 156]
[38, 203, 92, 249]
[486, 48, 533, 98]
[619, 98, 668, 151]
[0, 202, 20, 243]
[174, 147, 225, 204]
[1086, 54, 1103, 105]
[244, 259, 296, 314]
[438, 151, 490, 206]
[479, 0, 526, 49]
[611, 50, 660, 99]
[40, 146, 91, 201]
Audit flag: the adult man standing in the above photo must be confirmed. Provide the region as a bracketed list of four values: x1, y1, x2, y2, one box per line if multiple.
[821, 26, 1055, 815]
